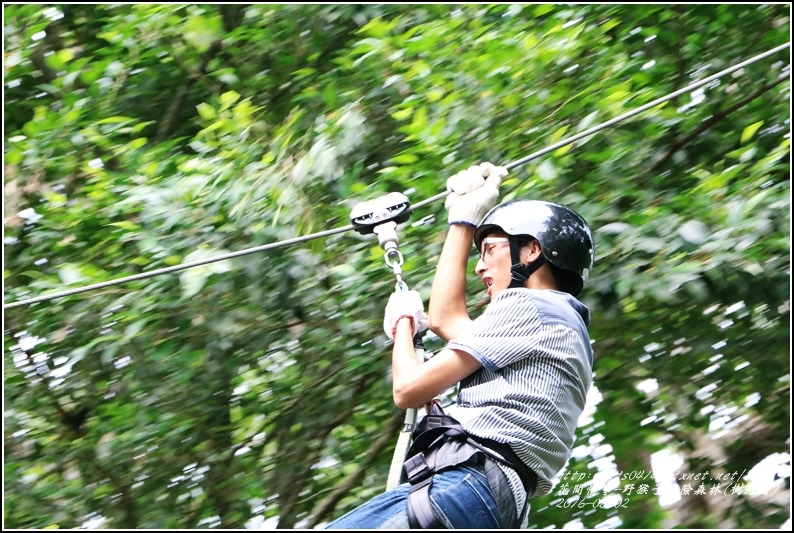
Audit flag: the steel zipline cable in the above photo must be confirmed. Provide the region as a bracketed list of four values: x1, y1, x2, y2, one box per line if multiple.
[3, 42, 790, 310]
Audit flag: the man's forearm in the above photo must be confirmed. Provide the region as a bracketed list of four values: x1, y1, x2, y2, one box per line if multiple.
[428, 224, 475, 340]
[391, 318, 482, 409]
[391, 318, 423, 408]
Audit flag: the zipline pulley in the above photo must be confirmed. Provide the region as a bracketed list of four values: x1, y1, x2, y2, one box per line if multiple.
[350, 192, 411, 235]
[350, 192, 412, 291]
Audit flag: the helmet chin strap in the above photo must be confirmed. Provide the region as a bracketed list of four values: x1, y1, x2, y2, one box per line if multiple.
[508, 238, 547, 289]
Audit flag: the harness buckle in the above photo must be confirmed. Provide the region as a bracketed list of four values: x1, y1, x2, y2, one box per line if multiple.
[424, 416, 447, 429]
[403, 453, 434, 485]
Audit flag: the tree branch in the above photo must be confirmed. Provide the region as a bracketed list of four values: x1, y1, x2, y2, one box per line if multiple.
[156, 5, 249, 142]
[650, 74, 789, 172]
[155, 40, 222, 142]
[305, 408, 405, 528]
[267, 19, 362, 113]
[274, 369, 382, 528]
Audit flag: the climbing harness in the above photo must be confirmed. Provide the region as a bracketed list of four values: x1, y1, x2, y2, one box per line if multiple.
[400, 400, 537, 529]
[4, 42, 788, 310]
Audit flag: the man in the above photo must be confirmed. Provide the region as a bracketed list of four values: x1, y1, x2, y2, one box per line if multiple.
[327, 163, 594, 529]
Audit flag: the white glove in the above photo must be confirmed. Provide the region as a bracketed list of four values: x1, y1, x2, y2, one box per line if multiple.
[445, 162, 507, 226]
[383, 290, 429, 341]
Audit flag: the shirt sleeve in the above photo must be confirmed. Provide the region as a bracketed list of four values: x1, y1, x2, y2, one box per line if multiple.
[446, 289, 542, 372]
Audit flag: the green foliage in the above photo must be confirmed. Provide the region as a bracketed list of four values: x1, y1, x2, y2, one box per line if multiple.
[3, 4, 789, 529]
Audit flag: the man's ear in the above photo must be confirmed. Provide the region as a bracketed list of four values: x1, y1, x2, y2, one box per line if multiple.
[520, 239, 543, 263]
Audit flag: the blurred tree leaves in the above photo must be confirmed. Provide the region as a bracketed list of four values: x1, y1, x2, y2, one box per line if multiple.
[3, 4, 789, 529]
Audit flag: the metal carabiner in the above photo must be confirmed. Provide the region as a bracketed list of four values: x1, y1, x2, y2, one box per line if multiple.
[384, 248, 408, 291]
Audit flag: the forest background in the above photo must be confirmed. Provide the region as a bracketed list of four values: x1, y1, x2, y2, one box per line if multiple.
[3, 4, 791, 529]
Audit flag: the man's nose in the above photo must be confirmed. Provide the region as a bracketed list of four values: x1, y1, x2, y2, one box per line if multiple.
[474, 256, 486, 275]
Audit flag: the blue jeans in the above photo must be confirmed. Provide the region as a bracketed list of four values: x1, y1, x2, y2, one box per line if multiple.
[326, 462, 504, 529]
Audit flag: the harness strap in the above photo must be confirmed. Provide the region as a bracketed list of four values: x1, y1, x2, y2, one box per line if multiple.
[404, 452, 444, 528]
[468, 435, 538, 497]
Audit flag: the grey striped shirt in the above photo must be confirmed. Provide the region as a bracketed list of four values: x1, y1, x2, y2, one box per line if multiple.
[446, 288, 593, 508]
